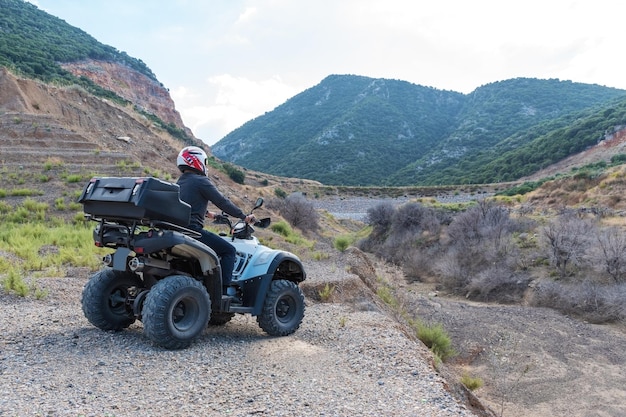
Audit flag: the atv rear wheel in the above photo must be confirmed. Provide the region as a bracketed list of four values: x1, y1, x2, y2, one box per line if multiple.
[142, 275, 210, 350]
[81, 269, 142, 331]
[257, 279, 305, 336]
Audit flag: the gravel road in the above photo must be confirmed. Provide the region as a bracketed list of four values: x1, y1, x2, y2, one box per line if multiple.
[0, 260, 478, 417]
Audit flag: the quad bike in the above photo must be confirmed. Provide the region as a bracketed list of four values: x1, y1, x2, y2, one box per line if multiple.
[78, 176, 306, 350]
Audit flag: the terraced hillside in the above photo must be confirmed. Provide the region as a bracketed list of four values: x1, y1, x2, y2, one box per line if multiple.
[0, 68, 190, 215]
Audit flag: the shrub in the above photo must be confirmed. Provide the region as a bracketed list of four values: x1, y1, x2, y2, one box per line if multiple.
[402, 247, 440, 282]
[610, 154, 626, 165]
[465, 265, 531, 303]
[333, 235, 351, 252]
[592, 226, 626, 283]
[460, 373, 484, 391]
[1, 266, 28, 296]
[366, 201, 395, 231]
[268, 220, 313, 247]
[498, 180, 545, 196]
[274, 188, 287, 198]
[270, 220, 292, 237]
[318, 283, 335, 302]
[359, 201, 444, 263]
[65, 174, 83, 183]
[54, 198, 66, 210]
[279, 194, 319, 232]
[439, 200, 523, 294]
[9, 188, 43, 196]
[222, 163, 245, 184]
[412, 321, 456, 362]
[531, 280, 626, 323]
[541, 213, 596, 279]
[376, 285, 398, 308]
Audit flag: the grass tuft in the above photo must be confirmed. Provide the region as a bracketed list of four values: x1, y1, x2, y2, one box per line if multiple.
[318, 283, 335, 302]
[410, 319, 456, 362]
[460, 373, 484, 391]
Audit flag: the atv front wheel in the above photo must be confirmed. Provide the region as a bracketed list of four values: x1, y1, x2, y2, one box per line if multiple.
[142, 275, 210, 350]
[257, 279, 305, 336]
[81, 269, 142, 331]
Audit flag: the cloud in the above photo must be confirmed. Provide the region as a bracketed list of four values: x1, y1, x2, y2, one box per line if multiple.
[27, 0, 626, 145]
[235, 7, 258, 24]
[172, 74, 297, 145]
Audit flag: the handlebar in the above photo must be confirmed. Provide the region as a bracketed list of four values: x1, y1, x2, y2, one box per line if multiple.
[209, 197, 269, 239]
[213, 214, 270, 229]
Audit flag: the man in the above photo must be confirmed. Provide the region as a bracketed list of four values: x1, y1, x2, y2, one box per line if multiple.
[175, 146, 255, 293]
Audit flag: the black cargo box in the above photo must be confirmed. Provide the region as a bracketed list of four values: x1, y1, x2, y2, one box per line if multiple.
[79, 177, 191, 227]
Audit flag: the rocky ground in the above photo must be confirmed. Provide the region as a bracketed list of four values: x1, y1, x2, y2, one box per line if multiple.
[0, 257, 481, 417]
[2, 191, 626, 417]
[2, 220, 626, 417]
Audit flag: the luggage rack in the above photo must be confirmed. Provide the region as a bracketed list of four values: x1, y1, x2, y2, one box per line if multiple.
[86, 214, 202, 241]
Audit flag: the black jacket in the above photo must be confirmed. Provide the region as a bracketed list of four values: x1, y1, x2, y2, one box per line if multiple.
[177, 171, 246, 230]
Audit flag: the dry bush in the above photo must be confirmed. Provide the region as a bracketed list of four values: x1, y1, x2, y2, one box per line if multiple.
[270, 194, 319, 232]
[366, 201, 395, 230]
[356, 197, 626, 322]
[591, 226, 626, 283]
[531, 280, 626, 323]
[402, 245, 442, 282]
[359, 202, 444, 270]
[437, 200, 526, 296]
[540, 213, 596, 279]
[465, 265, 531, 303]
[358, 201, 395, 252]
[390, 202, 442, 236]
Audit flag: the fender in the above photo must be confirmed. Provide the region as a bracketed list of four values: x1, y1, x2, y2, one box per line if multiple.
[240, 252, 306, 315]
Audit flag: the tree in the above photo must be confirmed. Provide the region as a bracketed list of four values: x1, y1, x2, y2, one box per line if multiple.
[542, 213, 595, 279]
[594, 226, 626, 283]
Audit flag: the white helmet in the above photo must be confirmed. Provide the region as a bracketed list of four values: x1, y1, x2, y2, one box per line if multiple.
[177, 146, 208, 175]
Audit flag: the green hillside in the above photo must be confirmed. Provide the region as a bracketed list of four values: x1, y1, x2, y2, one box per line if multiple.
[410, 96, 626, 185]
[213, 76, 626, 186]
[0, 0, 155, 99]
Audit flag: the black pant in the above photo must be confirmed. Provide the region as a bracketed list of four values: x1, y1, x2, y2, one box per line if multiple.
[195, 229, 237, 286]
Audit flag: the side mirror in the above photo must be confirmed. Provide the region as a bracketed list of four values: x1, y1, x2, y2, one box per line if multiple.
[253, 197, 264, 210]
[213, 214, 230, 225]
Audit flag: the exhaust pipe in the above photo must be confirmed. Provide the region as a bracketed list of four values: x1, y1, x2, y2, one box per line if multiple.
[128, 257, 145, 272]
[128, 256, 170, 272]
[103, 254, 113, 267]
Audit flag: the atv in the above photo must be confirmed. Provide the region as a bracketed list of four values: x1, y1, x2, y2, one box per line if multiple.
[78, 176, 306, 350]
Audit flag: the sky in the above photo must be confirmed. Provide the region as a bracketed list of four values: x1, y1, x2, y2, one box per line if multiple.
[28, 0, 626, 146]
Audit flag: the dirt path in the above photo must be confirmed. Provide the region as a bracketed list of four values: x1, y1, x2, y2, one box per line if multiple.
[402, 281, 626, 417]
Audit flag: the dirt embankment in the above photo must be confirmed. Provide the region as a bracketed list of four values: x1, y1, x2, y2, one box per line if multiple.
[401, 281, 626, 417]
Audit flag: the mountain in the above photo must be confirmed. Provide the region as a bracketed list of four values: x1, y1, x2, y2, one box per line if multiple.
[212, 75, 626, 186]
[0, 0, 209, 186]
[4, 0, 626, 194]
[0, 0, 311, 219]
[0, 0, 193, 141]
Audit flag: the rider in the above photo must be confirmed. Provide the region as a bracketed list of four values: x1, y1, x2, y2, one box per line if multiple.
[176, 146, 255, 293]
